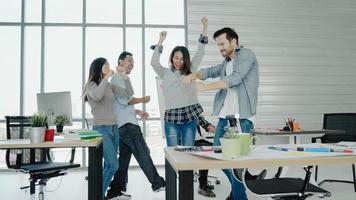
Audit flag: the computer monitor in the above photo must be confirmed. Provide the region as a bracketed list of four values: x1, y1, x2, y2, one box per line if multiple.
[37, 91, 73, 126]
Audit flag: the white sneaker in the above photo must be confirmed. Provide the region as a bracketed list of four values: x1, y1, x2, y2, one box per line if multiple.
[109, 193, 131, 200]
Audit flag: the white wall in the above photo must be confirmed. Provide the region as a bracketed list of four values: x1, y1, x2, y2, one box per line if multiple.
[188, 0, 356, 143]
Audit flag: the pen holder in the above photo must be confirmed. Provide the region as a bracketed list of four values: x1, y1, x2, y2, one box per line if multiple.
[284, 122, 291, 131]
[292, 122, 300, 132]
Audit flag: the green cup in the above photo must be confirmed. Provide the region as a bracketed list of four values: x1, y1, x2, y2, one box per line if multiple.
[220, 137, 241, 160]
[239, 133, 258, 155]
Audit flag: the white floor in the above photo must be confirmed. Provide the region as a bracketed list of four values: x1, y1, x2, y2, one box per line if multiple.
[0, 165, 355, 200]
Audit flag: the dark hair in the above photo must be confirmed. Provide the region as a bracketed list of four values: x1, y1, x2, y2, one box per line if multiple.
[169, 46, 192, 75]
[83, 57, 107, 102]
[118, 51, 133, 64]
[213, 27, 239, 44]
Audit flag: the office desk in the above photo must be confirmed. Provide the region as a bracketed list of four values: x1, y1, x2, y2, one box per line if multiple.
[165, 145, 356, 200]
[252, 129, 344, 144]
[0, 139, 103, 200]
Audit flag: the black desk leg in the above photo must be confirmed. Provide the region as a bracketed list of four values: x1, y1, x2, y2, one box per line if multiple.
[89, 143, 103, 200]
[165, 158, 177, 200]
[179, 170, 194, 200]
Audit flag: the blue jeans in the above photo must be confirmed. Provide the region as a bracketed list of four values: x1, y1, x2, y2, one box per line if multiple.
[214, 118, 253, 200]
[93, 125, 120, 196]
[164, 120, 197, 146]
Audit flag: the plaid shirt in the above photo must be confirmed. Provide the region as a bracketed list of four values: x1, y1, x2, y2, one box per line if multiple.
[164, 103, 203, 124]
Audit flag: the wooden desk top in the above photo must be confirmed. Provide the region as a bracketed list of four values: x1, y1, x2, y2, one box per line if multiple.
[252, 128, 345, 136]
[0, 138, 102, 149]
[165, 145, 356, 171]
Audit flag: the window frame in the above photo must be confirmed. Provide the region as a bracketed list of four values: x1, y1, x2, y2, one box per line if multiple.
[0, 0, 188, 168]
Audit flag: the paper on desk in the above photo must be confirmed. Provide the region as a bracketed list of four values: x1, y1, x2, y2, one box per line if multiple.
[187, 151, 225, 160]
[335, 142, 356, 149]
[187, 144, 356, 161]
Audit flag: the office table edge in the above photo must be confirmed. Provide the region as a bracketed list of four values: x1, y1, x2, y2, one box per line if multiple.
[251, 129, 345, 136]
[164, 147, 356, 170]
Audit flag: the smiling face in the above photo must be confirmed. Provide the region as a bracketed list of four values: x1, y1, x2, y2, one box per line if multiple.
[169, 46, 192, 75]
[172, 51, 184, 70]
[215, 33, 237, 58]
[120, 55, 134, 74]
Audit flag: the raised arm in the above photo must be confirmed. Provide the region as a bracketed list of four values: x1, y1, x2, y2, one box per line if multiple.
[112, 78, 134, 97]
[150, 31, 167, 78]
[86, 70, 113, 101]
[191, 17, 208, 72]
[86, 80, 109, 101]
[110, 66, 134, 97]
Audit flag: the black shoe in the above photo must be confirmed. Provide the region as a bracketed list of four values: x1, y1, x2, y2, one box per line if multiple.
[206, 183, 214, 190]
[225, 191, 233, 200]
[198, 185, 216, 198]
[153, 181, 166, 192]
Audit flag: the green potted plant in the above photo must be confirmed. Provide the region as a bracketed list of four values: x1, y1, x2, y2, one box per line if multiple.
[30, 113, 47, 143]
[220, 127, 241, 160]
[54, 114, 69, 133]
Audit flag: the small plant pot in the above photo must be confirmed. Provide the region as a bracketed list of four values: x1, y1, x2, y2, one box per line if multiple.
[30, 127, 46, 143]
[220, 138, 241, 160]
[56, 125, 64, 133]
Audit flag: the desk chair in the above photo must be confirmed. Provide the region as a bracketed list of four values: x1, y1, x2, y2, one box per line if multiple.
[5, 116, 80, 200]
[241, 166, 331, 200]
[311, 113, 356, 191]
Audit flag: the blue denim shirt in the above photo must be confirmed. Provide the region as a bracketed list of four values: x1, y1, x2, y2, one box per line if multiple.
[110, 73, 139, 128]
[199, 47, 259, 119]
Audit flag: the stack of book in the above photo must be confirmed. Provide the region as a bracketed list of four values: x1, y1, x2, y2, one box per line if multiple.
[63, 130, 101, 141]
[79, 130, 101, 140]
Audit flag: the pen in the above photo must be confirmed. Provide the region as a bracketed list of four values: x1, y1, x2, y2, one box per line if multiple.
[297, 147, 353, 153]
[331, 148, 353, 153]
[297, 147, 330, 152]
[268, 146, 288, 151]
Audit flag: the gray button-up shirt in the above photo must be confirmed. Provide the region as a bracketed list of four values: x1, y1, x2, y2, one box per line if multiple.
[199, 47, 259, 119]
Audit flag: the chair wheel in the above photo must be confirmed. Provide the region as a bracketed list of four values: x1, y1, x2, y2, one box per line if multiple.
[215, 180, 220, 184]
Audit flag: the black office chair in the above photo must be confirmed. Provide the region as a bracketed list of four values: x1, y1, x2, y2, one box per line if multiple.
[5, 116, 80, 200]
[311, 113, 356, 192]
[240, 166, 331, 200]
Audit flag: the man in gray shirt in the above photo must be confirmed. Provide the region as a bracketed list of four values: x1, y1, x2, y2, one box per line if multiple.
[107, 51, 165, 200]
[184, 27, 260, 200]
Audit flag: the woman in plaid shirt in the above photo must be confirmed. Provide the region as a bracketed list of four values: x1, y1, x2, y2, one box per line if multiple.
[150, 17, 208, 147]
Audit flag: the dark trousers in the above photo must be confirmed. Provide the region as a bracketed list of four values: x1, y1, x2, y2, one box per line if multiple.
[108, 123, 164, 193]
[195, 139, 213, 187]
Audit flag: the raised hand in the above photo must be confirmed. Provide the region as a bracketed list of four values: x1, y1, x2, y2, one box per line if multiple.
[201, 16, 208, 36]
[158, 31, 167, 45]
[116, 66, 128, 80]
[103, 69, 114, 80]
[201, 16, 208, 27]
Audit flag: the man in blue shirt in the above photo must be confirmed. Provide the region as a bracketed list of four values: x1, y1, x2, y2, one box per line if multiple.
[107, 51, 165, 200]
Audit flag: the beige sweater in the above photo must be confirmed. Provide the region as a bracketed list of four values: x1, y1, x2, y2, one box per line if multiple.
[85, 78, 134, 126]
